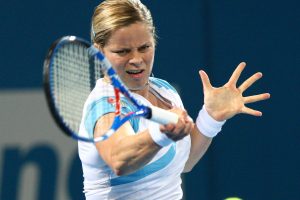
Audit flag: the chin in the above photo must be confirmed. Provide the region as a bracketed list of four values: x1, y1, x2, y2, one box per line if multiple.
[127, 81, 148, 91]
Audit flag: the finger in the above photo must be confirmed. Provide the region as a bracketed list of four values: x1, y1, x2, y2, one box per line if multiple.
[183, 121, 194, 135]
[160, 124, 175, 133]
[185, 115, 194, 123]
[172, 118, 186, 134]
[227, 62, 246, 86]
[239, 72, 263, 93]
[243, 93, 271, 104]
[181, 109, 188, 118]
[199, 70, 212, 92]
[169, 124, 190, 140]
[166, 132, 185, 141]
[179, 117, 193, 137]
[241, 106, 262, 116]
[165, 127, 184, 141]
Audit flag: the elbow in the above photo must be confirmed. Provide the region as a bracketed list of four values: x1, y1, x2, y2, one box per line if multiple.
[112, 167, 126, 176]
[110, 159, 129, 176]
[183, 163, 195, 173]
[113, 168, 123, 176]
[183, 167, 192, 173]
[111, 160, 140, 176]
[110, 161, 124, 176]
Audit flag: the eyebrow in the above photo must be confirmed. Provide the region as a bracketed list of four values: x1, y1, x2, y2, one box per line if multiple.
[111, 41, 152, 49]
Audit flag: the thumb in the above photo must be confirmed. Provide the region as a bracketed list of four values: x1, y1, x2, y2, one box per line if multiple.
[199, 70, 212, 92]
[160, 124, 175, 133]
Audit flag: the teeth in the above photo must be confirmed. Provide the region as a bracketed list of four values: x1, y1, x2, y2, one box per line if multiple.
[127, 70, 143, 74]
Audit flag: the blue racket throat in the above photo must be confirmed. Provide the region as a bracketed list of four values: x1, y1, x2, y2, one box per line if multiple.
[110, 108, 151, 133]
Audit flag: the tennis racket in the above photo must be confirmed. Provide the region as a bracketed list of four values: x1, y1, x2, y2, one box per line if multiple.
[43, 36, 178, 143]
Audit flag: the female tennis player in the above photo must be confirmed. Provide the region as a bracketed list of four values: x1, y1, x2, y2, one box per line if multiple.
[78, 0, 270, 199]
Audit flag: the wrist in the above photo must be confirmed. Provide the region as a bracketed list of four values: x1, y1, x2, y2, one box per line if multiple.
[148, 123, 173, 147]
[196, 105, 226, 138]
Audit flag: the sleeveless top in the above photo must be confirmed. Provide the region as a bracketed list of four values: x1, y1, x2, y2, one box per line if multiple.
[78, 77, 191, 200]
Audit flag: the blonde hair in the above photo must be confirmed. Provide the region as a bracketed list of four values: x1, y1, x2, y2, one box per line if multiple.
[91, 0, 156, 47]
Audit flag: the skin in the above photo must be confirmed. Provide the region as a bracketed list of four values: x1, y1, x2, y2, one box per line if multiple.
[99, 22, 155, 93]
[184, 62, 270, 172]
[93, 22, 271, 175]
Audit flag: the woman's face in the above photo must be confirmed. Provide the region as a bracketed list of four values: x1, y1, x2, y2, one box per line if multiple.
[101, 22, 155, 90]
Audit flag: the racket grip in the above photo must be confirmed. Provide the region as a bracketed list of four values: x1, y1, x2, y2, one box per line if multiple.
[150, 106, 179, 125]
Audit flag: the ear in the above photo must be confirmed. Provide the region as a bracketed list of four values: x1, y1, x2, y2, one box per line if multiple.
[93, 43, 100, 49]
[93, 43, 104, 53]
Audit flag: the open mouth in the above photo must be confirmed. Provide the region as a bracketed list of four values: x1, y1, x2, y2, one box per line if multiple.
[126, 69, 144, 75]
[126, 69, 145, 78]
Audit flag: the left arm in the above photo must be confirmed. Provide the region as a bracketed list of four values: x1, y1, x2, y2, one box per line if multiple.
[183, 62, 270, 172]
[183, 126, 212, 173]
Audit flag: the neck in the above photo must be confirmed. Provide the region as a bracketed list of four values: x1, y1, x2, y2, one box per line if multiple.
[128, 81, 149, 91]
[103, 76, 150, 98]
[129, 81, 150, 97]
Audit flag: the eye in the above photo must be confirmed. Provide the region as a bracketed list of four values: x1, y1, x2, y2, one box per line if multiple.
[112, 49, 130, 56]
[138, 44, 151, 53]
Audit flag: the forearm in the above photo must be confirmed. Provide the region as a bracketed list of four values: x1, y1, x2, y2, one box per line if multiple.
[95, 119, 162, 176]
[183, 126, 212, 172]
[183, 106, 227, 172]
[110, 129, 161, 176]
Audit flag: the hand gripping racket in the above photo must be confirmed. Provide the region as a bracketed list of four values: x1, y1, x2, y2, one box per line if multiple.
[43, 36, 178, 143]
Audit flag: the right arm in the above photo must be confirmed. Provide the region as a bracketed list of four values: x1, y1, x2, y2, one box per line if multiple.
[94, 113, 161, 176]
[94, 108, 192, 176]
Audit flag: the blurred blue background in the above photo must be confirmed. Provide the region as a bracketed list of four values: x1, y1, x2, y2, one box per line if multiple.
[0, 0, 299, 199]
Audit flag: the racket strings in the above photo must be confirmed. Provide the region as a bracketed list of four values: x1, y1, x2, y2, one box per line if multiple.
[52, 43, 97, 133]
[94, 59, 103, 79]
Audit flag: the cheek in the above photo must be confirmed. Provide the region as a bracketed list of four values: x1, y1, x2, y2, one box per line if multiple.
[105, 55, 126, 72]
[145, 51, 155, 66]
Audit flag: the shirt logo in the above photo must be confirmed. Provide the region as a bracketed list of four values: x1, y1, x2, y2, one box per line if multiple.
[107, 97, 116, 104]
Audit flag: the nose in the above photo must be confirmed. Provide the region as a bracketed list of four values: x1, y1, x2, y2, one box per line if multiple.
[129, 50, 143, 67]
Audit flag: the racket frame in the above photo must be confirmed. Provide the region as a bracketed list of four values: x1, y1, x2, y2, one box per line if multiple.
[43, 36, 96, 142]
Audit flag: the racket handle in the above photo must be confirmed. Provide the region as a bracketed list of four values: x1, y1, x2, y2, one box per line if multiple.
[150, 106, 179, 125]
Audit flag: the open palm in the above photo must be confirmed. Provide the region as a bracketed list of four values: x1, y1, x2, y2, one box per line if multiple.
[200, 62, 270, 121]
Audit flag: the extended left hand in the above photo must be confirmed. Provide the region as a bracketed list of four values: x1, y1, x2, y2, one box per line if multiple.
[199, 62, 271, 121]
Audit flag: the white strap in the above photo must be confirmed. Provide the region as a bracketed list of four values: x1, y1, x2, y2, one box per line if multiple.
[148, 123, 173, 147]
[196, 105, 226, 138]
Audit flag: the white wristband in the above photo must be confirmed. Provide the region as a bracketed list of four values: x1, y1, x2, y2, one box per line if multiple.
[148, 123, 173, 147]
[196, 105, 226, 138]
